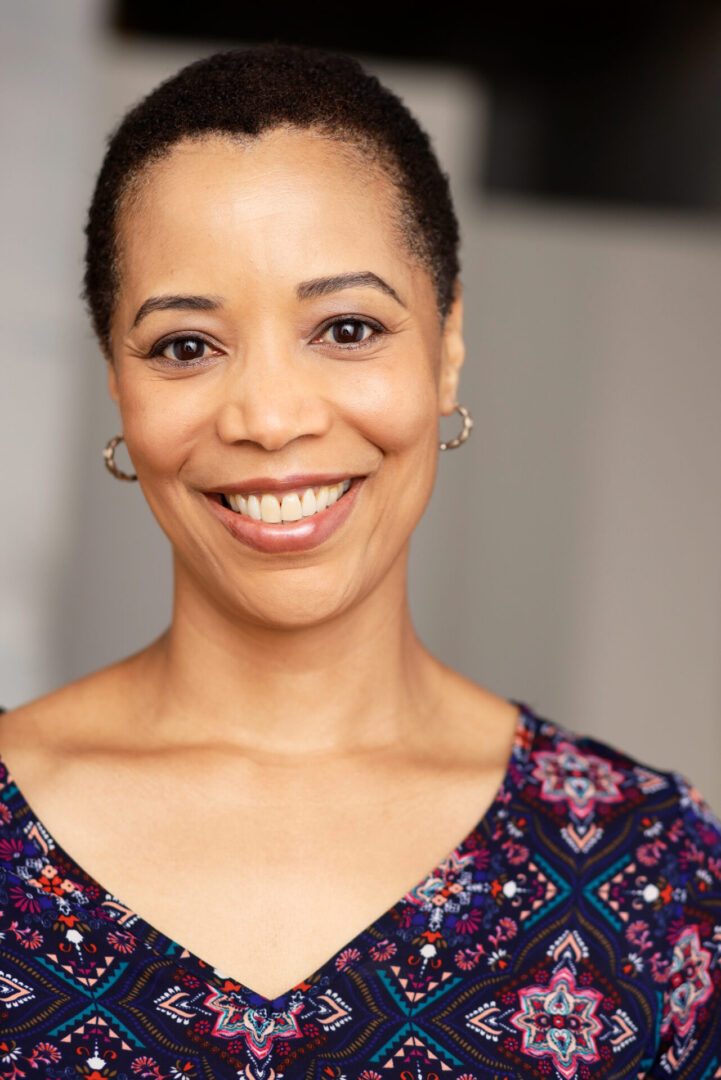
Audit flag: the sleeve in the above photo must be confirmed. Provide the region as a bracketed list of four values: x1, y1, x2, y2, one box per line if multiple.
[646, 774, 721, 1077]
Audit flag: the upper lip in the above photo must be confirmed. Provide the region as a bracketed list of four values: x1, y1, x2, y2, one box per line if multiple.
[208, 473, 362, 496]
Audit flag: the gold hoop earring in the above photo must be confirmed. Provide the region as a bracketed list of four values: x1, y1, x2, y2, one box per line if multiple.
[439, 403, 474, 451]
[103, 435, 138, 482]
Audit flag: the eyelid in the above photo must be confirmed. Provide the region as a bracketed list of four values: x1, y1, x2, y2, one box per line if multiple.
[311, 314, 387, 346]
[147, 331, 224, 367]
[144, 316, 386, 366]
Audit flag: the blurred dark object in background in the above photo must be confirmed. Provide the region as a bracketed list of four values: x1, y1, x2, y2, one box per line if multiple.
[112, 0, 721, 214]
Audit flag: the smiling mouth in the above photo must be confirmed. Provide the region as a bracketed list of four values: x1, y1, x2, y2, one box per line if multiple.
[218, 479, 352, 523]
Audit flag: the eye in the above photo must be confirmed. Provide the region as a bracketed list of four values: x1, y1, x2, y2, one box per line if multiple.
[313, 317, 383, 348]
[148, 334, 221, 366]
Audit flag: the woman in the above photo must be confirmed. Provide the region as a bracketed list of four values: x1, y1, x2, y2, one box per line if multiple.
[0, 45, 718, 1080]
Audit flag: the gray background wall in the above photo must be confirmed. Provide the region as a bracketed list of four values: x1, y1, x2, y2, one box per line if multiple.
[2, 1, 720, 808]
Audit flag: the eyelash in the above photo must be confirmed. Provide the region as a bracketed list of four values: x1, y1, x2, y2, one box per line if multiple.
[146, 334, 221, 369]
[146, 316, 386, 368]
[312, 315, 386, 350]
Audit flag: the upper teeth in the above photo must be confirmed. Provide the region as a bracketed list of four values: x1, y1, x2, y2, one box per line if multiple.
[226, 479, 352, 523]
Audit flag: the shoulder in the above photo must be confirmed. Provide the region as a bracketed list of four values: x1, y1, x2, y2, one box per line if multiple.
[512, 706, 721, 882]
[0, 651, 150, 788]
[510, 709, 721, 1075]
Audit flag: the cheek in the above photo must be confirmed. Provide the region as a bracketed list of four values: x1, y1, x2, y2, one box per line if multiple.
[342, 355, 440, 535]
[119, 378, 212, 476]
[116, 348, 439, 486]
[342, 357, 439, 456]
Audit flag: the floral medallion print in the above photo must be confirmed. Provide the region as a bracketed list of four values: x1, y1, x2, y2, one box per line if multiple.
[661, 925, 714, 1040]
[202, 986, 304, 1050]
[531, 740, 626, 819]
[0, 703, 719, 1079]
[510, 966, 603, 1078]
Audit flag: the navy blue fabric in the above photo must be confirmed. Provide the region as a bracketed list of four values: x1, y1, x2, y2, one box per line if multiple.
[1, 703, 719, 1078]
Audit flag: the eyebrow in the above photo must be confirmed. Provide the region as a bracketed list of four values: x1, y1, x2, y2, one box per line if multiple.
[130, 271, 405, 329]
[131, 294, 224, 328]
[296, 271, 406, 307]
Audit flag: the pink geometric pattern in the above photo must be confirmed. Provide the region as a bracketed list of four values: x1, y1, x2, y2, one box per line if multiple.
[661, 925, 715, 1041]
[510, 966, 603, 1079]
[531, 740, 626, 819]
[203, 985, 305, 1051]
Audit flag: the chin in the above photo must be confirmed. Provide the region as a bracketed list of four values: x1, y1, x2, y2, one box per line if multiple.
[208, 566, 366, 632]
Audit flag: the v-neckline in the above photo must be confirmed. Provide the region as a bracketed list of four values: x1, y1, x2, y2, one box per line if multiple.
[0, 700, 537, 1009]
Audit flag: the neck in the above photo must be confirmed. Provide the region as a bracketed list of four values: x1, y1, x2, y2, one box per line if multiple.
[137, 549, 445, 761]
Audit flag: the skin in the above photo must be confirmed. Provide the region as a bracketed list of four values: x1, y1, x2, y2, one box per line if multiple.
[0, 129, 519, 1001]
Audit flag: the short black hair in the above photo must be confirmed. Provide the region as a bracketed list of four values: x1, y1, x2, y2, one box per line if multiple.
[83, 43, 460, 354]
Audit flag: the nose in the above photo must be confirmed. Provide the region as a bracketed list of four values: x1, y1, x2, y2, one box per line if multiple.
[214, 344, 333, 451]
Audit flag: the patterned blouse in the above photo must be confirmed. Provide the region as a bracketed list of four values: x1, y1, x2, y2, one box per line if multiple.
[1, 703, 719, 1080]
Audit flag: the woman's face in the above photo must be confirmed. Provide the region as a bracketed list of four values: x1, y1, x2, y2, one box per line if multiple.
[108, 130, 464, 628]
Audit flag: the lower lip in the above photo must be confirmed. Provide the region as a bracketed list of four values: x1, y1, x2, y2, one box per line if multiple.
[204, 478, 365, 554]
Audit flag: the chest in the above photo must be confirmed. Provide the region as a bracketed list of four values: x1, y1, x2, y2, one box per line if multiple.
[34, 758, 506, 1002]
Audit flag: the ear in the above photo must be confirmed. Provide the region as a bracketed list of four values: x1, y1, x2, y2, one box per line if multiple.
[107, 359, 120, 404]
[438, 283, 465, 416]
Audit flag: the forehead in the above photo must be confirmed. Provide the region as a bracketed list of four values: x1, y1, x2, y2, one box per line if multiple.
[116, 130, 425, 305]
